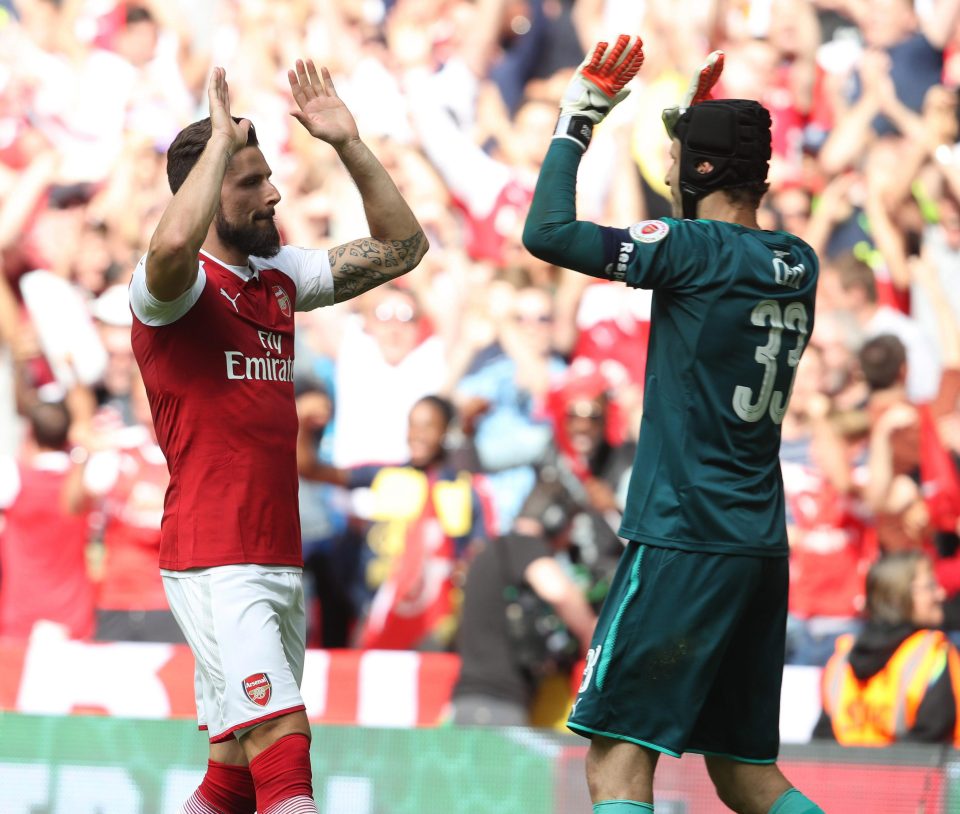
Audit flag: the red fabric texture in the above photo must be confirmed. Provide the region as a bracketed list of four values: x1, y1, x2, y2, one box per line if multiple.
[248, 733, 313, 813]
[131, 255, 303, 570]
[358, 478, 458, 650]
[0, 462, 94, 639]
[919, 403, 960, 534]
[197, 760, 256, 814]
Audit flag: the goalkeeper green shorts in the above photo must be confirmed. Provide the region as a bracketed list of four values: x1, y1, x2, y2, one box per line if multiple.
[568, 542, 788, 762]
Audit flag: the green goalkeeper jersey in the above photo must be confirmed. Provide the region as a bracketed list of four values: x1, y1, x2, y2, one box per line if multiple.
[617, 216, 817, 556]
[523, 139, 819, 557]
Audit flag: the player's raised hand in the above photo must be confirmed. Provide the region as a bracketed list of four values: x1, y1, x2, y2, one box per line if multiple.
[288, 59, 359, 150]
[560, 34, 645, 125]
[207, 67, 251, 154]
[662, 50, 724, 137]
[684, 50, 724, 108]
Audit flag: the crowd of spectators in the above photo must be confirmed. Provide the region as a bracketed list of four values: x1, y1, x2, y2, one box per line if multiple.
[2, 0, 960, 734]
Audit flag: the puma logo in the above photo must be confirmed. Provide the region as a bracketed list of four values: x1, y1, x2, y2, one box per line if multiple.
[220, 288, 240, 312]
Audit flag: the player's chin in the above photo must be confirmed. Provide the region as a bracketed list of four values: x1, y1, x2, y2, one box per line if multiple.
[409, 447, 435, 468]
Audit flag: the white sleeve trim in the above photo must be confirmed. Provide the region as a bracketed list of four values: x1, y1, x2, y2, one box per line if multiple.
[129, 254, 206, 327]
[255, 245, 334, 312]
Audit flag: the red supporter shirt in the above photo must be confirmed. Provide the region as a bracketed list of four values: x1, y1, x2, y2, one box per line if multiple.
[783, 458, 871, 619]
[0, 454, 94, 639]
[87, 436, 170, 610]
[129, 247, 334, 570]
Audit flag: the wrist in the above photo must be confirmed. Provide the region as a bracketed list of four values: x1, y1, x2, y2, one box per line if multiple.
[207, 133, 238, 159]
[553, 115, 594, 151]
[333, 136, 366, 160]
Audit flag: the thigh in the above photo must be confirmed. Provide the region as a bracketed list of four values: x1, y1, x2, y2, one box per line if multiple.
[569, 544, 768, 757]
[164, 567, 307, 742]
[689, 557, 789, 762]
[278, 572, 307, 685]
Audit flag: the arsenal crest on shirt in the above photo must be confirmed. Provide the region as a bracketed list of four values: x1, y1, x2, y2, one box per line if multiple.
[242, 673, 272, 706]
[272, 285, 291, 318]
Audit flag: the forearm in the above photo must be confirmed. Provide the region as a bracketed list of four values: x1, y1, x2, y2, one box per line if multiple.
[521, 139, 609, 276]
[922, 0, 960, 49]
[819, 95, 878, 175]
[296, 426, 349, 485]
[920, 265, 960, 368]
[147, 135, 234, 293]
[863, 194, 910, 290]
[335, 138, 423, 244]
[525, 557, 597, 650]
[865, 433, 896, 511]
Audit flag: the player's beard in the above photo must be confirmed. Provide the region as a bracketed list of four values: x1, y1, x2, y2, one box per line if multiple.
[215, 209, 282, 259]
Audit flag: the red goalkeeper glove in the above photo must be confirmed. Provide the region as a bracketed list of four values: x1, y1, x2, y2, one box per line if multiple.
[662, 50, 724, 137]
[555, 34, 644, 151]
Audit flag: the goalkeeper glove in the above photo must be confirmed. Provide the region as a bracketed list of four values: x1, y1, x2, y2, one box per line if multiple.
[555, 34, 644, 151]
[662, 50, 724, 138]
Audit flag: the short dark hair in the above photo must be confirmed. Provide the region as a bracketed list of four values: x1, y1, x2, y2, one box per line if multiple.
[166, 117, 259, 194]
[29, 401, 71, 450]
[859, 334, 907, 390]
[724, 182, 770, 210]
[416, 395, 456, 429]
[125, 4, 154, 24]
[834, 253, 877, 304]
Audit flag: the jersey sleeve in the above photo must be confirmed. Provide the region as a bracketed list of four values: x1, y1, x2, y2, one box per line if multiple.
[0, 455, 19, 509]
[523, 139, 711, 291]
[129, 254, 206, 326]
[265, 245, 334, 312]
[603, 218, 713, 292]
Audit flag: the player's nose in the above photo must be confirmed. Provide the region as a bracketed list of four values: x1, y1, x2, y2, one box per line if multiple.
[266, 181, 281, 207]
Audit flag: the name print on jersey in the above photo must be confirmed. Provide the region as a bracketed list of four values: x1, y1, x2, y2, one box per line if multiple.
[772, 251, 806, 289]
[224, 329, 294, 382]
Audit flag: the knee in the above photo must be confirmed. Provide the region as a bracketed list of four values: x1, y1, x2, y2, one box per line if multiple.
[706, 760, 790, 814]
[242, 710, 312, 761]
[711, 779, 749, 814]
[585, 737, 656, 803]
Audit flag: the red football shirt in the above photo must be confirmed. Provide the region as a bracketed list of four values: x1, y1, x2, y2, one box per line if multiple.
[0, 456, 94, 639]
[91, 441, 170, 610]
[130, 247, 333, 570]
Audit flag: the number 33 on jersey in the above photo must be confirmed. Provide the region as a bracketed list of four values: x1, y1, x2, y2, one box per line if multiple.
[733, 298, 809, 425]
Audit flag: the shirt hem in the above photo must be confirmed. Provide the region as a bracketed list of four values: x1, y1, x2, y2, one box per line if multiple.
[616, 529, 788, 558]
[160, 557, 304, 571]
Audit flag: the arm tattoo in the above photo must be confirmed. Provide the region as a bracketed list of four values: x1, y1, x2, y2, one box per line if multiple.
[330, 232, 426, 303]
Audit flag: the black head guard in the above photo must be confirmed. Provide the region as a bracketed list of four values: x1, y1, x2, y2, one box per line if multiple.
[663, 99, 772, 219]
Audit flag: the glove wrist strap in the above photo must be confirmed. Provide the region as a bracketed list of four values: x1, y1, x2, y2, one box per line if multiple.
[553, 115, 594, 151]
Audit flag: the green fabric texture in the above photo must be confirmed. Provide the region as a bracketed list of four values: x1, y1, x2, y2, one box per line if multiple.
[594, 801, 654, 813]
[521, 138, 608, 276]
[768, 788, 825, 814]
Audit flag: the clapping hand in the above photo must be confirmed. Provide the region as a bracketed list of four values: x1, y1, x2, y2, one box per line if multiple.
[288, 59, 359, 150]
[208, 67, 251, 155]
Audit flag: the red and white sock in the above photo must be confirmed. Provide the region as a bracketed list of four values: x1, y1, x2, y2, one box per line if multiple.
[249, 732, 318, 814]
[180, 760, 256, 813]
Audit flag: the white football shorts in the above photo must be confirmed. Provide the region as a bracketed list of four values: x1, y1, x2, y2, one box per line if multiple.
[162, 564, 307, 742]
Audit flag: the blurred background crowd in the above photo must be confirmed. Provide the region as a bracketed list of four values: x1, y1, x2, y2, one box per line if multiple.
[2, 0, 960, 734]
